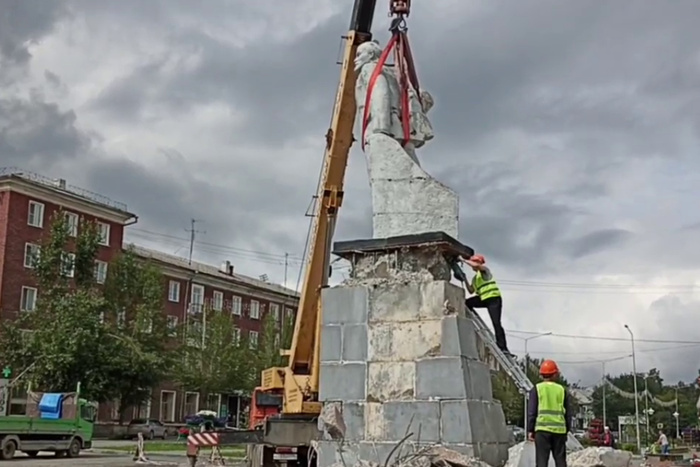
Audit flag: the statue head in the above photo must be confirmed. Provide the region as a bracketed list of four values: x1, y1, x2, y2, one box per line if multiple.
[420, 90, 434, 113]
[355, 41, 383, 71]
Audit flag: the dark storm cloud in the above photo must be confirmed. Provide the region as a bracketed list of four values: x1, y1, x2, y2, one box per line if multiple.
[0, 94, 89, 168]
[567, 229, 635, 260]
[0, 0, 67, 69]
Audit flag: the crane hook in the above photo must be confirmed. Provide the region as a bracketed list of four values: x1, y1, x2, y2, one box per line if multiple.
[389, 0, 411, 17]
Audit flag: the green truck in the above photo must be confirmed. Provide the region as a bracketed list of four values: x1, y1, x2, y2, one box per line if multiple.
[0, 385, 97, 460]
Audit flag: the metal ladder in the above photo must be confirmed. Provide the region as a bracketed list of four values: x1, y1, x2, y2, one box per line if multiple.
[448, 259, 583, 450]
[467, 306, 583, 450]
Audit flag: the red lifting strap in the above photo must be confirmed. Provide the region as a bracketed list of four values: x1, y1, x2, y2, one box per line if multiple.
[361, 29, 422, 151]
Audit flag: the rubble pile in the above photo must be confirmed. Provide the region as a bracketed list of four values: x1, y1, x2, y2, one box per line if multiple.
[505, 442, 632, 467]
[320, 444, 494, 467]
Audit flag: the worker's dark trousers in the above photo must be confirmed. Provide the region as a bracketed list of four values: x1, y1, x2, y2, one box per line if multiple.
[535, 431, 567, 467]
[465, 296, 508, 352]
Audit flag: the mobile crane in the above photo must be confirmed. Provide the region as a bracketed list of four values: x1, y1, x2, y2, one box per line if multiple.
[210, 1, 411, 466]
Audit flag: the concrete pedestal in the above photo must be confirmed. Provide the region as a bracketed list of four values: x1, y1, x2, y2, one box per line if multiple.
[317, 233, 510, 467]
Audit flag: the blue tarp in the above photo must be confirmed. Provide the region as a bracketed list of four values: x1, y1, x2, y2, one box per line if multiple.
[39, 393, 64, 420]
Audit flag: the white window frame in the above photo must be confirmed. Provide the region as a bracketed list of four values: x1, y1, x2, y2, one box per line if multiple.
[144, 318, 153, 334]
[27, 201, 44, 228]
[97, 222, 111, 246]
[232, 327, 241, 344]
[159, 390, 176, 423]
[249, 330, 259, 348]
[270, 303, 280, 322]
[285, 307, 294, 319]
[250, 300, 260, 320]
[212, 291, 223, 311]
[62, 252, 75, 278]
[20, 287, 37, 312]
[206, 394, 222, 414]
[65, 212, 79, 237]
[166, 316, 178, 336]
[168, 281, 180, 302]
[94, 260, 108, 284]
[231, 296, 242, 315]
[23, 243, 40, 269]
[190, 284, 204, 314]
[99, 311, 105, 324]
[111, 399, 121, 421]
[184, 392, 200, 415]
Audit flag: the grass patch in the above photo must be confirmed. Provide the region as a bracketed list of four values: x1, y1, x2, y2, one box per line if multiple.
[98, 442, 245, 457]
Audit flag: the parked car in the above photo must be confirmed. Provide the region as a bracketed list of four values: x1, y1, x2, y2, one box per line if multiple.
[126, 419, 168, 440]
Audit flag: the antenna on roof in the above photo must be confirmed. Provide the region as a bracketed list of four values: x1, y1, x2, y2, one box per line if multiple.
[259, 274, 269, 282]
[185, 219, 206, 265]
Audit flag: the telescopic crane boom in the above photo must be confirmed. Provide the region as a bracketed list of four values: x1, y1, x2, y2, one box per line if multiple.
[257, 0, 385, 416]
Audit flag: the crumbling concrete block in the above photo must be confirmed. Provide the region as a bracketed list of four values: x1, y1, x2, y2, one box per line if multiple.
[367, 281, 465, 323]
[322, 286, 368, 325]
[368, 321, 442, 362]
[415, 357, 493, 400]
[568, 447, 633, 467]
[319, 363, 367, 402]
[440, 400, 475, 444]
[342, 324, 368, 362]
[367, 362, 415, 401]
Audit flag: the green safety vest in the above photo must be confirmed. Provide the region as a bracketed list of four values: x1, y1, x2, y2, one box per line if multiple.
[473, 270, 501, 300]
[535, 381, 567, 434]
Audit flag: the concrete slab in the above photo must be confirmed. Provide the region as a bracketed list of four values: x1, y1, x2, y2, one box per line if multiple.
[321, 286, 368, 325]
[367, 320, 442, 361]
[319, 363, 367, 402]
[320, 325, 342, 362]
[381, 401, 441, 443]
[367, 361, 415, 401]
[342, 324, 368, 362]
[441, 315, 480, 359]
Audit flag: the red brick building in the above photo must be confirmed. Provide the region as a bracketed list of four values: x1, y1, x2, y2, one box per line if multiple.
[0, 168, 300, 430]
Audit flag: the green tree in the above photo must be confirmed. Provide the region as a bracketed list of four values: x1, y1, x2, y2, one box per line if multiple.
[0, 213, 112, 401]
[100, 246, 170, 422]
[173, 307, 255, 400]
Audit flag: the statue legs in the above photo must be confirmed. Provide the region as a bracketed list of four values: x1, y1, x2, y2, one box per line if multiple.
[364, 133, 459, 239]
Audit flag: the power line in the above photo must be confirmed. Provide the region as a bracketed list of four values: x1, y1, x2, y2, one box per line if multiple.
[506, 329, 700, 344]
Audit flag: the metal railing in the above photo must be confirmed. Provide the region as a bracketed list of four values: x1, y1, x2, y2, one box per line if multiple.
[0, 167, 128, 212]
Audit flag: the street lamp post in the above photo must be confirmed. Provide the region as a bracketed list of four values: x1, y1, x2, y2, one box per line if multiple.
[624, 324, 641, 454]
[602, 361, 607, 428]
[517, 332, 552, 434]
[674, 387, 680, 439]
[644, 376, 650, 445]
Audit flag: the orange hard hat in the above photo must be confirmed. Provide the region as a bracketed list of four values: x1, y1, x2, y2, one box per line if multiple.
[470, 254, 486, 264]
[540, 359, 559, 376]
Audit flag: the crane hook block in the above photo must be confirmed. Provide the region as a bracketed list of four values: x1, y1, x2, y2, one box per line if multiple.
[390, 0, 410, 17]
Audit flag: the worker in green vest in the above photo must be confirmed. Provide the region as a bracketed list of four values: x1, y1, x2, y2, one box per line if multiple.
[527, 360, 571, 467]
[463, 254, 510, 354]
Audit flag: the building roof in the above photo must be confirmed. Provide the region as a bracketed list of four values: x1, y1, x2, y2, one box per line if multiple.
[0, 167, 134, 216]
[129, 244, 300, 299]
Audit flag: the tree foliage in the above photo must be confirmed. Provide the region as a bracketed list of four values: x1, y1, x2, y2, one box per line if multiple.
[0, 214, 170, 407]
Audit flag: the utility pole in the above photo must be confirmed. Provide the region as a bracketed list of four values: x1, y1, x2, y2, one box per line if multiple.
[284, 253, 289, 287]
[185, 219, 206, 265]
[624, 324, 641, 454]
[602, 361, 607, 429]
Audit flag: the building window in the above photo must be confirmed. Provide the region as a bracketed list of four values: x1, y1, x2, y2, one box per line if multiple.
[285, 307, 294, 319]
[134, 398, 151, 419]
[167, 316, 178, 336]
[20, 287, 37, 312]
[168, 281, 180, 302]
[97, 222, 110, 246]
[249, 331, 259, 348]
[111, 399, 121, 421]
[65, 212, 79, 237]
[160, 391, 176, 423]
[99, 311, 105, 324]
[190, 284, 204, 314]
[117, 309, 126, 327]
[250, 300, 260, 320]
[269, 303, 280, 322]
[144, 318, 153, 334]
[94, 260, 108, 284]
[232, 327, 241, 343]
[61, 252, 75, 278]
[184, 392, 199, 416]
[212, 291, 223, 311]
[24, 243, 40, 269]
[206, 394, 221, 414]
[231, 296, 242, 315]
[27, 201, 44, 228]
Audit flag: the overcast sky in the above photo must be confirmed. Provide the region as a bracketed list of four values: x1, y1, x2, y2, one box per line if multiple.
[2, 0, 700, 387]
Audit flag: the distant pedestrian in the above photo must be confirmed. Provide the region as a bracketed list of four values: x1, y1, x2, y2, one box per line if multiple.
[527, 360, 571, 467]
[602, 426, 616, 448]
[658, 430, 670, 455]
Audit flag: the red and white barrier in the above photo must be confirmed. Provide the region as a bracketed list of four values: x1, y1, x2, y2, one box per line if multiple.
[187, 432, 220, 447]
